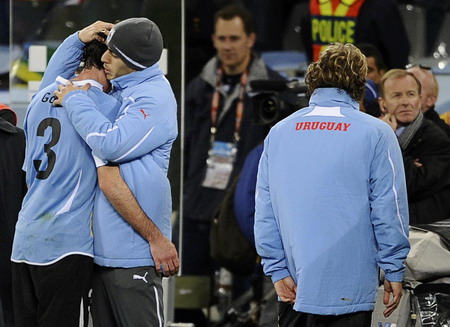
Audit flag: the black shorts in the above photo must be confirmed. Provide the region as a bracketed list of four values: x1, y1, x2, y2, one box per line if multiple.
[12, 254, 93, 327]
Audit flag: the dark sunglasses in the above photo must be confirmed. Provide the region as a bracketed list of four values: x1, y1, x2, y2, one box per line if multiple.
[405, 64, 432, 70]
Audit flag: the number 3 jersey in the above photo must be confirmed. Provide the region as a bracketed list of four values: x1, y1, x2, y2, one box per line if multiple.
[11, 78, 118, 265]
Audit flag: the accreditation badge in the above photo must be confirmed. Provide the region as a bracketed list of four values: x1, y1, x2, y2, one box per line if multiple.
[202, 141, 237, 190]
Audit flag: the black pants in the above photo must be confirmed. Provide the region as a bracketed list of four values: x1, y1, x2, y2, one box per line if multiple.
[12, 255, 93, 327]
[278, 302, 372, 327]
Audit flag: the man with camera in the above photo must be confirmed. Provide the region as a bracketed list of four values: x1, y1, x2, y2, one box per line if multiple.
[180, 4, 284, 325]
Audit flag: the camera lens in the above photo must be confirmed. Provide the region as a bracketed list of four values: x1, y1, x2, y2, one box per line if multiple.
[260, 97, 278, 124]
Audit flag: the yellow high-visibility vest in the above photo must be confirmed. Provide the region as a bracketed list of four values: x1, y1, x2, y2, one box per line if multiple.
[310, 0, 366, 61]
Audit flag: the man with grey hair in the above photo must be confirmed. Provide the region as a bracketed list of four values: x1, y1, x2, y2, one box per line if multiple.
[50, 18, 179, 326]
[406, 64, 450, 137]
[255, 43, 410, 326]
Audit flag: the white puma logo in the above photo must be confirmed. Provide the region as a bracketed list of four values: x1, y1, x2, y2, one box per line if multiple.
[133, 272, 148, 283]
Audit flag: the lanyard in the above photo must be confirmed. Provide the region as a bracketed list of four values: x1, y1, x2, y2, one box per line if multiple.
[210, 67, 248, 145]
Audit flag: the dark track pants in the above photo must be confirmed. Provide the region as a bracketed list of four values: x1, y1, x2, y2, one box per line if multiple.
[278, 302, 372, 327]
[91, 265, 164, 327]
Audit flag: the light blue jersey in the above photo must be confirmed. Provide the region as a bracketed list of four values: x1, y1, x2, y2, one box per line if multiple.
[62, 67, 178, 268]
[255, 88, 410, 315]
[11, 78, 118, 265]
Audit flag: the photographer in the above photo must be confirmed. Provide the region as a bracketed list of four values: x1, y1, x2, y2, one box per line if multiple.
[180, 4, 284, 326]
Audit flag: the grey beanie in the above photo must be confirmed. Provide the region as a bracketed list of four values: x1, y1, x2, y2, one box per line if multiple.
[106, 17, 163, 71]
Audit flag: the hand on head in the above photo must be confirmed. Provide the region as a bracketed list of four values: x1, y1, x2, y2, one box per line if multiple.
[79, 21, 114, 44]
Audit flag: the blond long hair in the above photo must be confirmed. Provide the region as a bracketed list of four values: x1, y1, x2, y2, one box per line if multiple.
[305, 43, 368, 101]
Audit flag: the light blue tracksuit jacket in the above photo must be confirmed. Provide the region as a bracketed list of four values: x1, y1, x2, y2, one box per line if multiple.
[254, 88, 410, 315]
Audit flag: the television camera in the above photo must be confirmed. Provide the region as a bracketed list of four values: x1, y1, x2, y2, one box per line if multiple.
[250, 79, 309, 126]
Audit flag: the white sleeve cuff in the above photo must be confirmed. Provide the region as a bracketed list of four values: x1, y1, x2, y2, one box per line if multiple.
[92, 153, 107, 168]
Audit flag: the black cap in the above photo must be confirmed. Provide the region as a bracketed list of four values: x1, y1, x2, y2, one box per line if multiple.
[106, 17, 163, 71]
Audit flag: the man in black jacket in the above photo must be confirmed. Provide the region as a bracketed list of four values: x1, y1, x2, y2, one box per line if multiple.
[379, 69, 450, 224]
[0, 108, 26, 327]
[180, 4, 284, 326]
